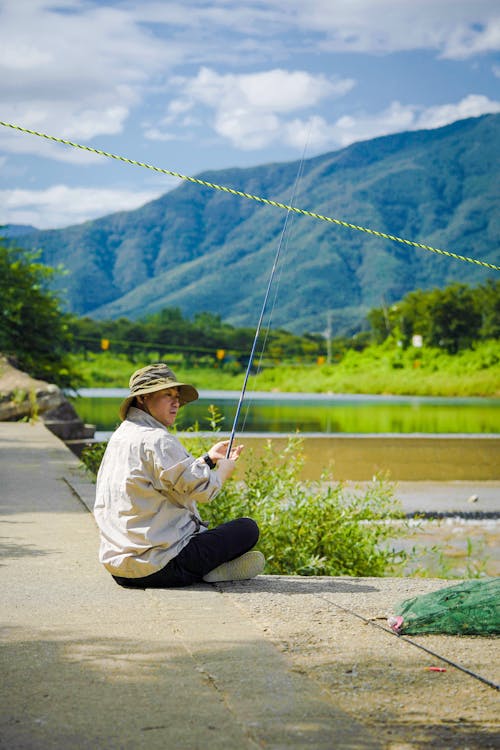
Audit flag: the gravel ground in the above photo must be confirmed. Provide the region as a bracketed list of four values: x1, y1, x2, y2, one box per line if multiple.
[215, 576, 500, 750]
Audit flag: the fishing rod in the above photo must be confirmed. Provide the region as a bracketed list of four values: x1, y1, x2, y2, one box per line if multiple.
[225, 146, 307, 458]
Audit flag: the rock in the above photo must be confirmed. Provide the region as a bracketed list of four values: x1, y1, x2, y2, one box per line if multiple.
[0, 355, 65, 420]
[0, 355, 95, 456]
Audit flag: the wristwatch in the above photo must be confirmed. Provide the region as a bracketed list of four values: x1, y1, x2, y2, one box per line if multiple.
[203, 454, 216, 469]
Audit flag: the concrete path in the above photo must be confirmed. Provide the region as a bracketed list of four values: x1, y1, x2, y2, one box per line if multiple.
[1, 422, 498, 749]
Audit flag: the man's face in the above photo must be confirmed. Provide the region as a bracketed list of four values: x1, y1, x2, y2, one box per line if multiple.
[141, 387, 181, 427]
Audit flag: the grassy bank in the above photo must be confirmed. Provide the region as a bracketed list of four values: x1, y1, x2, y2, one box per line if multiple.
[71, 339, 500, 397]
[256, 340, 500, 397]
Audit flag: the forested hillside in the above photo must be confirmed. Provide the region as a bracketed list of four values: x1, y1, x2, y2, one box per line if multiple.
[5, 113, 499, 335]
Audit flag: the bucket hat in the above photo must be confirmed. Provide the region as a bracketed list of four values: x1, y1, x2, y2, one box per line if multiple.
[119, 363, 198, 421]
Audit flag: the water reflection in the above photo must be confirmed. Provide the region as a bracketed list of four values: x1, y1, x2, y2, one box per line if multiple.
[70, 389, 500, 436]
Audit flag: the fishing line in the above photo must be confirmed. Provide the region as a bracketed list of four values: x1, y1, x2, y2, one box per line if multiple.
[236, 147, 308, 440]
[225, 138, 309, 456]
[314, 594, 500, 692]
[223, 240, 282, 457]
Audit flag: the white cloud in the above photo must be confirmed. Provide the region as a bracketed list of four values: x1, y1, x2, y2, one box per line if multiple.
[256, 0, 500, 60]
[162, 66, 354, 149]
[157, 60, 500, 154]
[0, 185, 163, 229]
[283, 115, 336, 151]
[187, 67, 352, 112]
[333, 102, 418, 147]
[0, 0, 172, 160]
[330, 94, 500, 147]
[0, 127, 103, 165]
[132, 0, 500, 59]
[0, 0, 498, 188]
[415, 94, 500, 129]
[440, 13, 500, 59]
[133, 1, 282, 31]
[143, 128, 178, 143]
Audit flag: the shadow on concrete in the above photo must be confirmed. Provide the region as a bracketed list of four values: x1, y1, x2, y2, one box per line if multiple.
[0, 627, 379, 750]
[2, 626, 498, 750]
[0, 629, 204, 749]
[0, 536, 54, 564]
[216, 575, 381, 595]
[382, 722, 500, 750]
[309, 654, 500, 750]
[0, 497, 89, 515]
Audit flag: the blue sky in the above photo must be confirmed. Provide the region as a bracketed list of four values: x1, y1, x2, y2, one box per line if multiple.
[0, 0, 499, 229]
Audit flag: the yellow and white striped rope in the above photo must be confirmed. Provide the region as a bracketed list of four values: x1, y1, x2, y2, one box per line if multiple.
[1, 120, 498, 271]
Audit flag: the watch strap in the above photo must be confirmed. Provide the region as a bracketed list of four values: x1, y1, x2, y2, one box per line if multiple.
[203, 454, 216, 469]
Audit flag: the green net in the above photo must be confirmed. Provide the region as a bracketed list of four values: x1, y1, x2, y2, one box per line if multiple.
[389, 578, 500, 636]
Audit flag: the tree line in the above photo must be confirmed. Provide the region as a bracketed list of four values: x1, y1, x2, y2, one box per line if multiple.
[368, 280, 500, 354]
[1, 238, 499, 387]
[69, 308, 325, 366]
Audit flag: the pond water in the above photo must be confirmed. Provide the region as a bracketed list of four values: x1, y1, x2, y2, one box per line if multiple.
[70, 389, 500, 437]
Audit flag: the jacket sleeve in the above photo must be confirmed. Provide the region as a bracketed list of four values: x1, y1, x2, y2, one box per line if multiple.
[149, 433, 222, 505]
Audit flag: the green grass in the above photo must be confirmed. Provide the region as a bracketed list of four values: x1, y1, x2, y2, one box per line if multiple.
[70, 339, 500, 397]
[70, 351, 244, 390]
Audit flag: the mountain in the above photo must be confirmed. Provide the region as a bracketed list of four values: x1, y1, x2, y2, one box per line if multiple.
[1, 224, 38, 237]
[6, 114, 500, 335]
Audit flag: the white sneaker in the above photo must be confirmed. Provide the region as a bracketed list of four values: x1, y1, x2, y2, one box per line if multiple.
[203, 551, 265, 583]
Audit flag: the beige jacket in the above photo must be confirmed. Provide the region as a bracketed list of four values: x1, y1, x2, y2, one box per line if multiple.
[94, 407, 222, 577]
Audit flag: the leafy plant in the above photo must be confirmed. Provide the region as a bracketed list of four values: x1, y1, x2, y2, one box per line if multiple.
[81, 440, 107, 476]
[0, 239, 80, 387]
[368, 280, 500, 353]
[175, 412, 409, 576]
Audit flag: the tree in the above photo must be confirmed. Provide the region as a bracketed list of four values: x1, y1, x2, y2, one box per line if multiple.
[366, 281, 498, 352]
[0, 239, 77, 386]
[423, 284, 482, 353]
[478, 279, 500, 339]
[366, 307, 391, 344]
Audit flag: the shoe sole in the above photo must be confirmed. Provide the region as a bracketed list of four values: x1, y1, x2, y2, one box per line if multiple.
[203, 550, 265, 583]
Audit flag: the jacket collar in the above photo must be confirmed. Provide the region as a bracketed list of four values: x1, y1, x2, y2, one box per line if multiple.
[126, 406, 168, 431]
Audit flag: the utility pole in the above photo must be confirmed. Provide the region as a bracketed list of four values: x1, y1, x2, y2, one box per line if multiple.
[325, 310, 332, 365]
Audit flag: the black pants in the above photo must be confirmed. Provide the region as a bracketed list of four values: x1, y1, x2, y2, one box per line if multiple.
[112, 517, 259, 589]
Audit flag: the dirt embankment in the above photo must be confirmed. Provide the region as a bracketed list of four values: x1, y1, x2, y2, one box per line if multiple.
[0, 355, 94, 454]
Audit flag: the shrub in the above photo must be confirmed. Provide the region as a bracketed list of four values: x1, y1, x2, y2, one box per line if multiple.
[192, 435, 407, 577]
[81, 440, 107, 476]
[81, 412, 408, 577]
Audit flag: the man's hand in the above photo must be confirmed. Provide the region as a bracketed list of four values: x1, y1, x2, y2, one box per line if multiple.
[208, 440, 244, 463]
